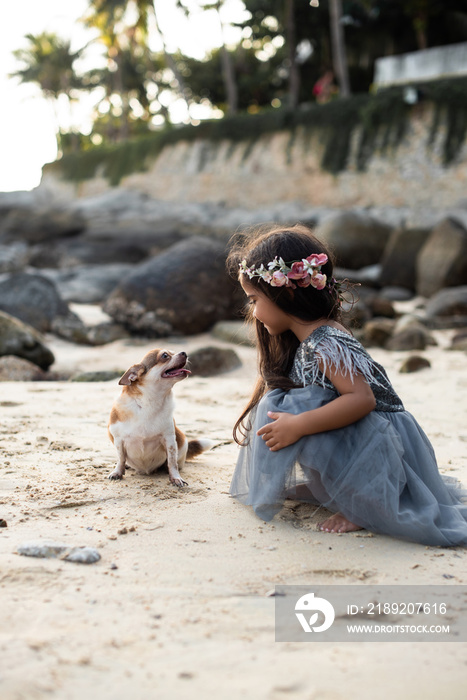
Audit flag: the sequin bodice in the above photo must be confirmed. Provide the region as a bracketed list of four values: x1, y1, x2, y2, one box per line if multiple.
[289, 326, 404, 413]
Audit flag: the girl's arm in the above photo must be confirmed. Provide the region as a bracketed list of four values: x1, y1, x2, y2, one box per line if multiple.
[257, 362, 376, 452]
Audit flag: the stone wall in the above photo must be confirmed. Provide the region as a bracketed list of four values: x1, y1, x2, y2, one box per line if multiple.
[40, 102, 467, 211]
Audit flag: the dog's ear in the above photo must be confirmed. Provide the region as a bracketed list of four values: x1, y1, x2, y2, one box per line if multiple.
[119, 363, 144, 385]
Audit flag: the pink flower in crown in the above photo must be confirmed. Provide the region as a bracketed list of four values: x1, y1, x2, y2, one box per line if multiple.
[306, 253, 328, 268]
[296, 274, 312, 288]
[287, 261, 308, 281]
[270, 270, 289, 287]
[311, 273, 327, 290]
[260, 271, 274, 284]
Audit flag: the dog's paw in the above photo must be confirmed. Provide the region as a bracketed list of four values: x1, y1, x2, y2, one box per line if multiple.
[108, 471, 124, 480]
[171, 476, 188, 488]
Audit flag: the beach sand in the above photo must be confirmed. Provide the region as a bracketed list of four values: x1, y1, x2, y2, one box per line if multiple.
[1, 305, 467, 699]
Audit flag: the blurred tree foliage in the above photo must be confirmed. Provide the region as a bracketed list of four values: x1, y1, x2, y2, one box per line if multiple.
[10, 0, 467, 155]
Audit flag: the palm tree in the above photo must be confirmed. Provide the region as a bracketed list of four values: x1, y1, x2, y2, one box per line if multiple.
[10, 32, 84, 151]
[86, 0, 195, 122]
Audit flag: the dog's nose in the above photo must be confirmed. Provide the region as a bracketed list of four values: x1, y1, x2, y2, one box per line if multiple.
[180, 351, 187, 357]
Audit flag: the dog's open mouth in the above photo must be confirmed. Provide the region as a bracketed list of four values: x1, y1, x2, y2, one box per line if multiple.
[162, 362, 191, 379]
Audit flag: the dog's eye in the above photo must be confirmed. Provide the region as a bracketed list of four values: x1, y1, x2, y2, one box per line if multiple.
[161, 352, 169, 360]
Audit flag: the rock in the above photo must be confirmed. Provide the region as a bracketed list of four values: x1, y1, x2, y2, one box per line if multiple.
[368, 297, 396, 319]
[0, 242, 29, 273]
[362, 319, 396, 347]
[50, 312, 90, 344]
[0, 273, 69, 332]
[341, 299, 372, 329]
[39, 264, 136, 304]
[416, 218, 467, 297]
[70, 370, 122, 382]
[340, 286, 376, 329]
[386, 315, 437, 351]
[425, 286, 467, 318]
[0, 355, 51, 381]
[17, 541, 100, 564]
[379, 227, 430, 290]
[315, 211, 393, 269]
[0, 311, 54, 369]
[385, 326, 431, 351]
[28, 238, 148, 269]
[449, 330, 467, 351]
[72, 190, 194, 242]
[379, 286, 414, 302]
[64, 547, 101, 564]
[0, 189, 39, 215]
[0, 206, 85, 243]
[85, 322, 129, 346]
[392, 314, 428, 334]
[335, 264, 382, 287]
[103, 237, 237, 336]
[211, 320, 255, 346]
[399, 356, 432, 373]
[188, 346, 242, 376]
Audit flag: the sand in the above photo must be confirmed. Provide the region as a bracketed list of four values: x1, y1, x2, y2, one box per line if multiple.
[1, 304, 467, 699]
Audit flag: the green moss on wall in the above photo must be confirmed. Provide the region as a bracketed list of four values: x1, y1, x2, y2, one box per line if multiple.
[45, 77, 467, 186]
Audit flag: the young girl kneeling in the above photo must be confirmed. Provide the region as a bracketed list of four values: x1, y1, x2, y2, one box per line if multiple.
[227, 223, 467, 546]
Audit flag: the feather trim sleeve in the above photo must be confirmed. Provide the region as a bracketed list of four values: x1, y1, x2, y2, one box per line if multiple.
[296, 327, 385, 389]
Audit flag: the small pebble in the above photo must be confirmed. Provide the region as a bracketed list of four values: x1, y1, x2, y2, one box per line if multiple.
[64, 547, 101, 564]
[0, 519, 7, 528]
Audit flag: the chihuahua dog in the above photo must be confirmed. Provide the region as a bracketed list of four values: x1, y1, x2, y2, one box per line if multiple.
[108, 349, 212, 485]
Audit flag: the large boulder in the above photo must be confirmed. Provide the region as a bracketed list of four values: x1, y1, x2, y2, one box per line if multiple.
[0, 311, 54, 370]
[315, 211, 393, 269]
[379, 227, 431, 290]
[416, 218, 467, 297]
[0, 273, 70, 332]
[103, 237, 237, 335]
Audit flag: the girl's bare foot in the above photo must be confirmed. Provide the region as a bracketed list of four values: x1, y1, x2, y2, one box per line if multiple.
[318, 512, 363, 533]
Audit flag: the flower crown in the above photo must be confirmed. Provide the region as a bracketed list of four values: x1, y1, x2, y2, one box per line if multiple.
[240, 253, 329, 290]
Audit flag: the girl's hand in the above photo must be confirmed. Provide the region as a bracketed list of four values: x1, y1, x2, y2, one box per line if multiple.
[257, 411, 304, 451]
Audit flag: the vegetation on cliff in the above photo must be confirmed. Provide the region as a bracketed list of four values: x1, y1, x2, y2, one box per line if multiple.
[43, 76, 467, 185]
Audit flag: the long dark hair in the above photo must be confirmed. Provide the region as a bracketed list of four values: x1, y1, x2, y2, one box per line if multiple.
[227, 223, 342, 445]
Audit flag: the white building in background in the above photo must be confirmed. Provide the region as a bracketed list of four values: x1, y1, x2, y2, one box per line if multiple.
[374, 41, 467, 87]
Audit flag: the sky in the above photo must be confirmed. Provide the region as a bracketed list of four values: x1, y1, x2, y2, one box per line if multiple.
[0, 0, 247, 193]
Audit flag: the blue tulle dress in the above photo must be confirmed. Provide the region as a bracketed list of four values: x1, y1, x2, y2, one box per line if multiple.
[230, 326, 467, 546]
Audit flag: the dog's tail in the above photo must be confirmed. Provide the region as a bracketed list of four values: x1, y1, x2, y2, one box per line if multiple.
[187, 438, 214, 460]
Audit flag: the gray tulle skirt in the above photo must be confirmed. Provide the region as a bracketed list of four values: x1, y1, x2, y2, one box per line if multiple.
[230, 386, 467, 546]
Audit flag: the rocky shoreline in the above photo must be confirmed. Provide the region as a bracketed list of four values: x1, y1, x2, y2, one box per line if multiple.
[1, 187, 467, 380]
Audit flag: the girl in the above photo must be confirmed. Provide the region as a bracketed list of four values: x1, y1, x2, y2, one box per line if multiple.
[227, 223, 467, 546]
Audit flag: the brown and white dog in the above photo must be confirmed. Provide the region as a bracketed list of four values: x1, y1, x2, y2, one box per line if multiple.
[108, 349, 212, 485]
